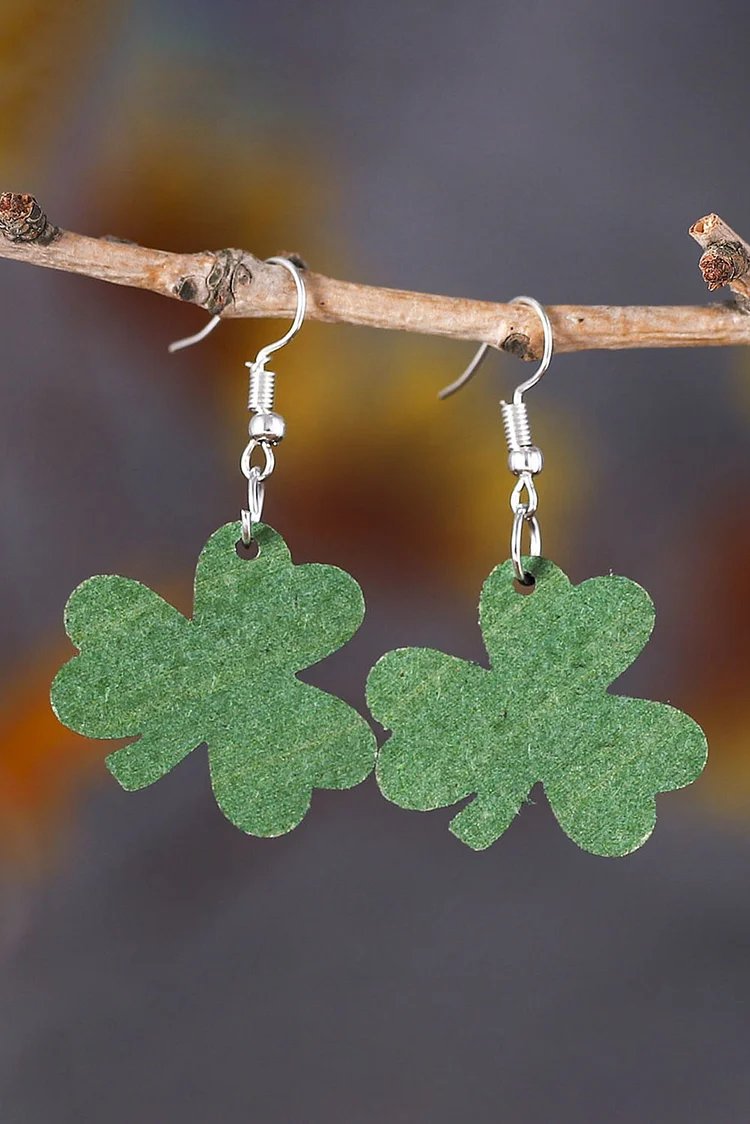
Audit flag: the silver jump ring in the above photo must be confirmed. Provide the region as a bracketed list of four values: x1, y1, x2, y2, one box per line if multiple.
[240, 509, 255, 546]
[510, 472, 538, 517]
[511, 508, 542, 583]
[240, 467, 266, 545]
[240, 439, 275, 481]
[247, 466, 265, 522]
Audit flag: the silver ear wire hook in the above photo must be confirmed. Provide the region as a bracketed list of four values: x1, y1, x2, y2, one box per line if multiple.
[166, 256, 307, 545]
[166, 255, 307, 357]
[438, 295, 553, 401]
[167, 314, 222, 354]
[507, 296, 554, 402]
[241, 256, 306, 544]
[439, 296, 554, 584]
[249, 256, 307, 370]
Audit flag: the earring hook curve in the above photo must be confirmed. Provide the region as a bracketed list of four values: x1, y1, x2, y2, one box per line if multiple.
[438, 295, 554, 402]
[167, 256, 307, 358]
[249, 256, 306, 370]
[167, 314, 222, 354]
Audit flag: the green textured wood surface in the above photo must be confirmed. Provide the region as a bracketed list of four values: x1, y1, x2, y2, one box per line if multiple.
[367, 557, 707, 856]
[51, 523, 376, 836]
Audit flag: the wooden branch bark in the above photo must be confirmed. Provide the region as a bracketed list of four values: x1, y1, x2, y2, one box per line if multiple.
[1, 193, 749, 360]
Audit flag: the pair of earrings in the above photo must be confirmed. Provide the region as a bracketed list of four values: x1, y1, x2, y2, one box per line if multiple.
[50, 259, 708, 857]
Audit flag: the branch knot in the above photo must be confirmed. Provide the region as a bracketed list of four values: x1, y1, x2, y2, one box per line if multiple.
[699, 241, 750, 292]
[0, 193, 59, 245]
[174, 248, 253, 314]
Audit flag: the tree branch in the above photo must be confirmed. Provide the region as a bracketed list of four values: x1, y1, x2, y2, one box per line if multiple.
[1, 193, 749, 360]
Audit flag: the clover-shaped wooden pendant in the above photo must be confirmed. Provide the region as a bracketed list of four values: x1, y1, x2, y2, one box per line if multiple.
[367, 557, 707, 856]
[51, 523, 376, 836]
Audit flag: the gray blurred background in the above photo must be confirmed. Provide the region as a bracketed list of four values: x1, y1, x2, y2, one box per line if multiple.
[1, 0, 750, 1119]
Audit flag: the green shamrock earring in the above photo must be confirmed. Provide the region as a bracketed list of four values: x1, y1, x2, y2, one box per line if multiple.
[367, 297, 707, 857]
[51, 258, 376, 836]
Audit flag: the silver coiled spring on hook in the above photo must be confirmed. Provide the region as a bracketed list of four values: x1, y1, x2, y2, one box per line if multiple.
[248, 366, 276, 414]
[501, 400, 533, 451]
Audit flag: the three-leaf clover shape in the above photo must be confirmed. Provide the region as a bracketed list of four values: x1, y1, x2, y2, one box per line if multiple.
[51, 523, 376, 836]
[367, 557, 707, 856]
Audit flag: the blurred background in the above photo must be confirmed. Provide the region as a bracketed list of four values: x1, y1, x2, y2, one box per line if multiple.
[1, 0, 750, 1119]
